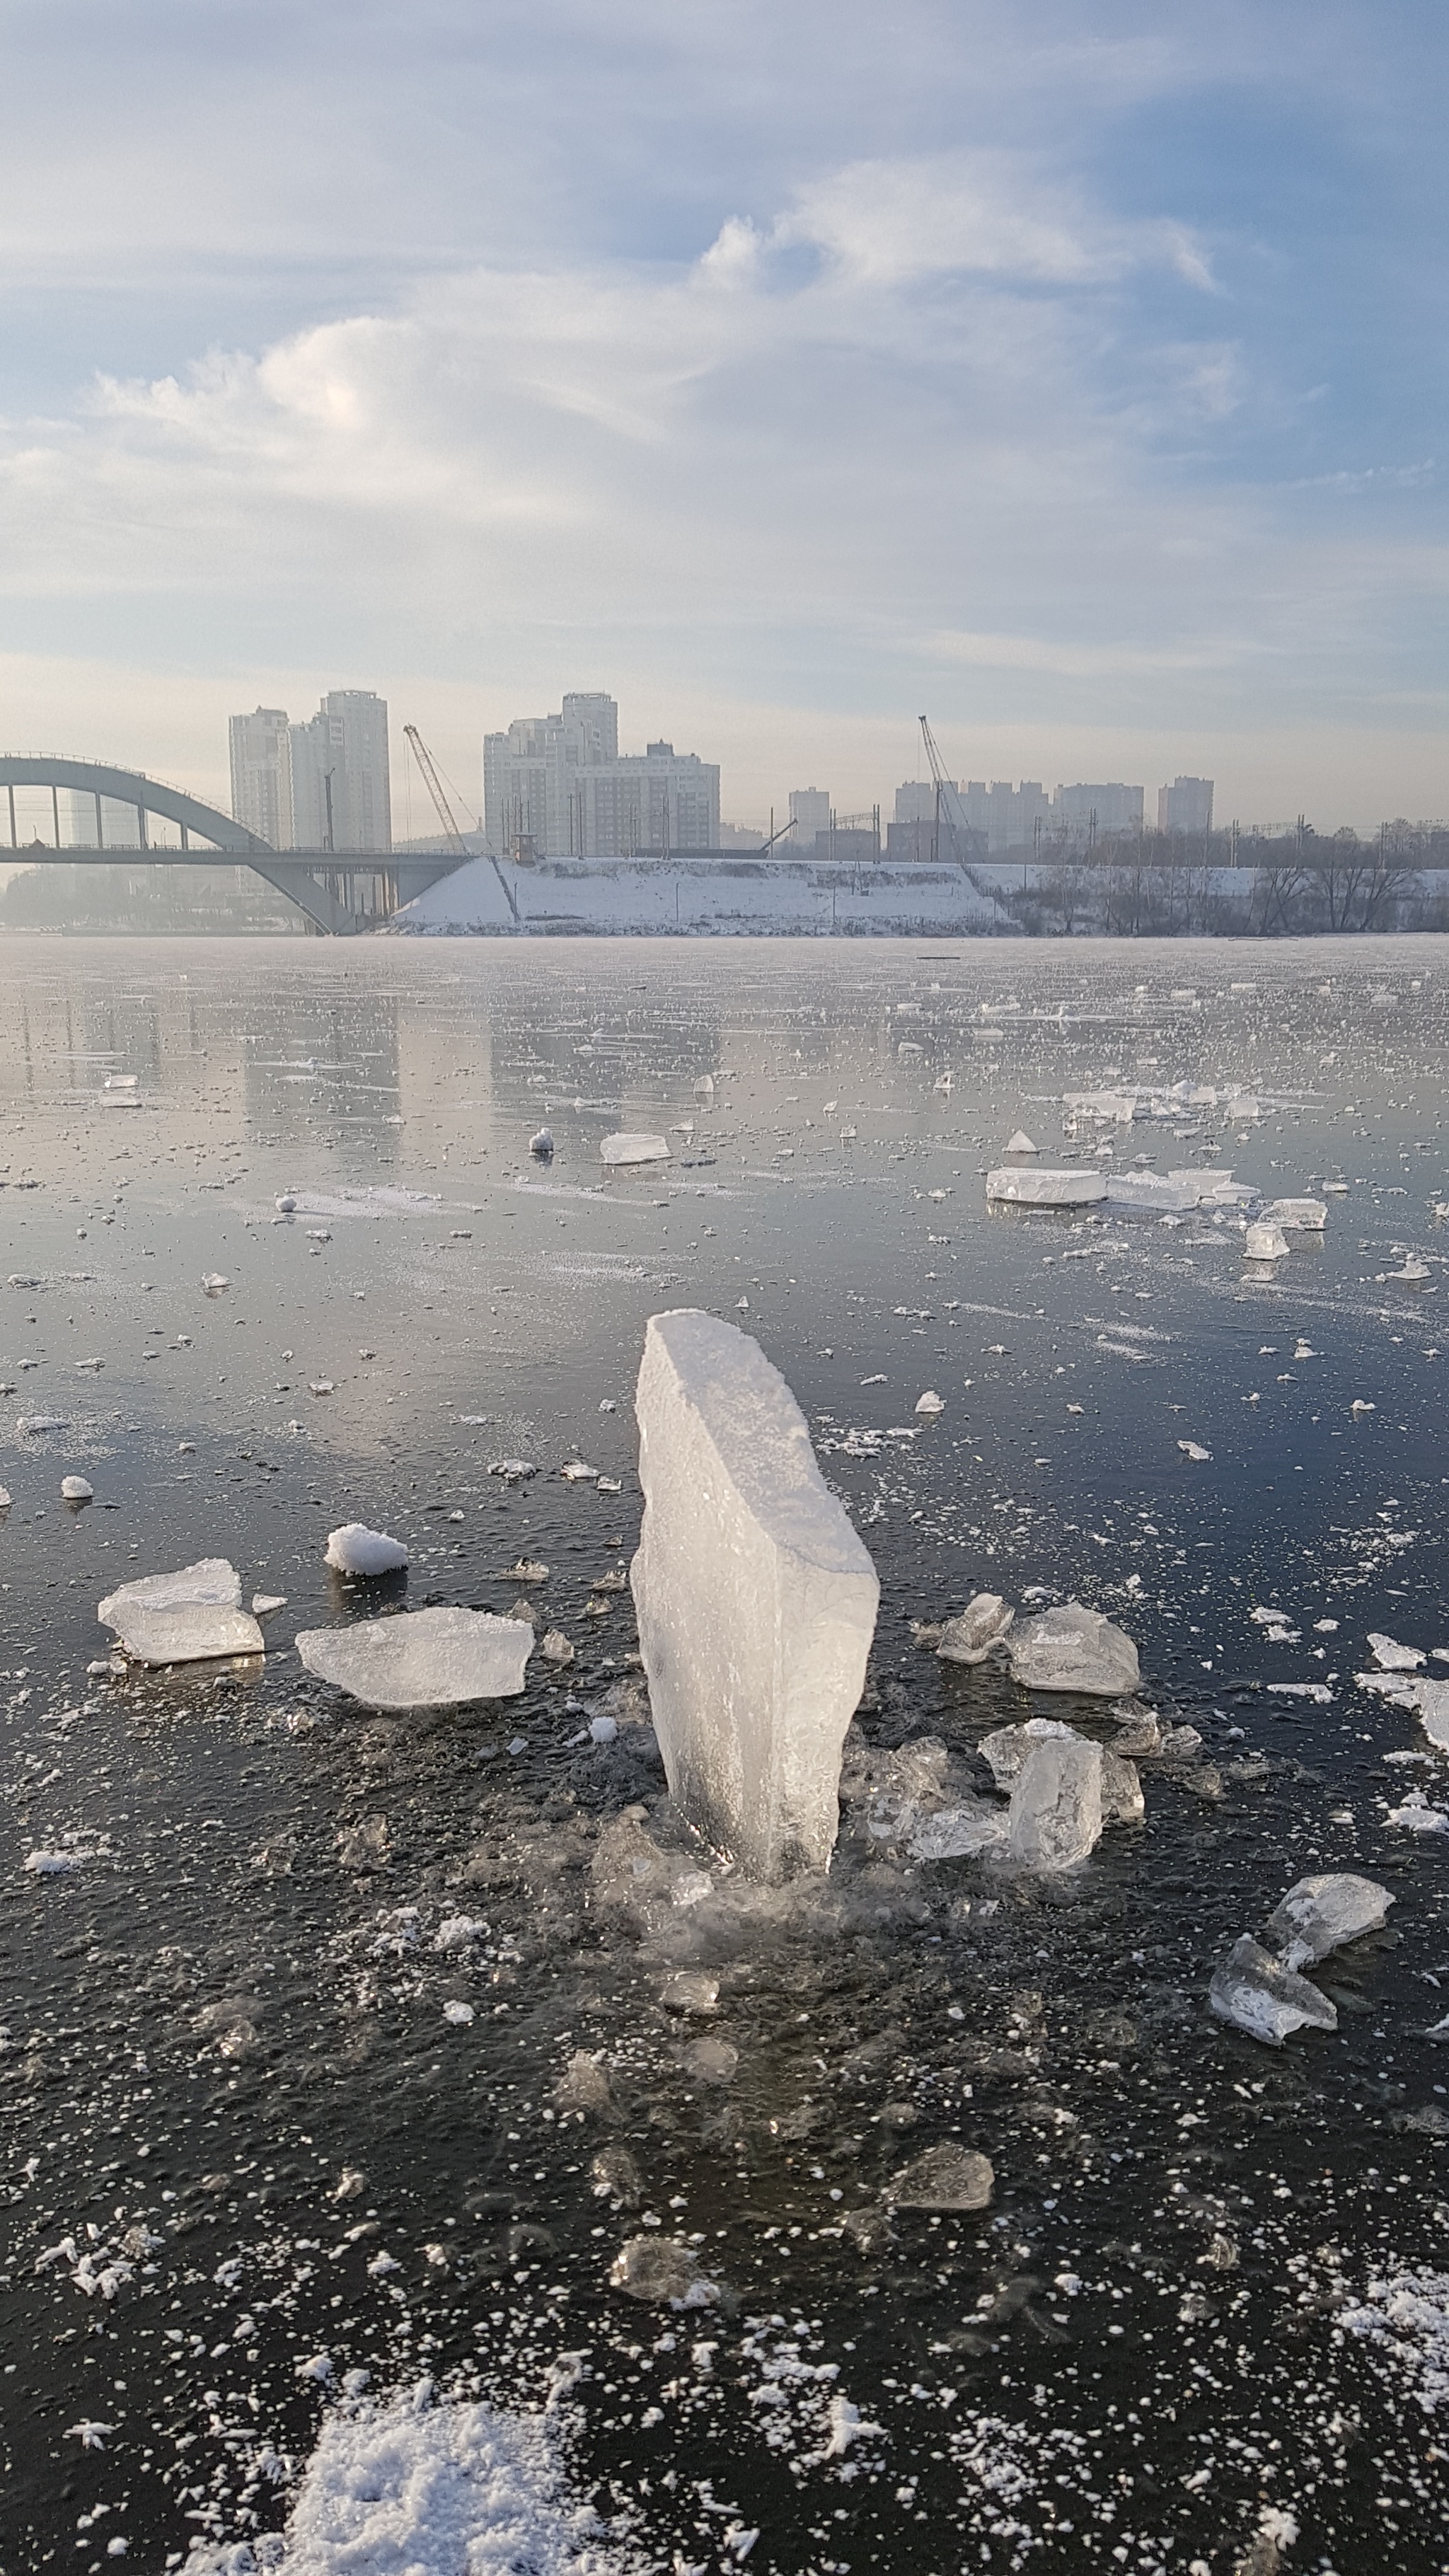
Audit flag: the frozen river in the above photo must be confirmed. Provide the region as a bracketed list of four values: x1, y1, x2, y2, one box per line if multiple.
[1, 933, 1447, 2575]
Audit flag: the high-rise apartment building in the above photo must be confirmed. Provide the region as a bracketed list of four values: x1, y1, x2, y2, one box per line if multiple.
[483, 694, 719, 857]
[289, 691, 391, 853]
[787, 787, 831, 846]
[229, 708, 294, 850]
[228, 693, 391, 850]
[1158, 775, 1214, 836]
[1055, 782, 1145, 837]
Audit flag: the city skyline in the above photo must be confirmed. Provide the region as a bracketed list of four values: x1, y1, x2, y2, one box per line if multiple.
[1, 4, 1445, 832]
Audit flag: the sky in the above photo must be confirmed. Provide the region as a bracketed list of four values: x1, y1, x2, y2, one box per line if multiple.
[0, 0, 1445, 831]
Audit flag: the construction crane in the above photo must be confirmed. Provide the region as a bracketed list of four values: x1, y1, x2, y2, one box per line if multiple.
[403, 722, 521, 928]
[918, 715, 970, 873]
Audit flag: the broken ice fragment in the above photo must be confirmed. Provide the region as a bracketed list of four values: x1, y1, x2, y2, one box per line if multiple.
[909, 1803, 1010, 1861]
[630, 1309, 879, 1882]
[987, 1168, 1107, 1207]
[251, 1595, 287, 1616]
[1003, 1131, 1039, 1154]
[105, 1604, 265, 1665]
[560, 1460, 599, 1482]
[1262, 1197, 1327, 1231]
[601, 1133, 670, 1166]
[1208, 1934, 1337, 2045]
[1008, 1729, 1104, 1869]
[1245, 1223, 1290, 1261]
[557, 2052, 612, 2112]
[541, 1629, 574, 1665]
[914, 1389, 945, 1416]
[885, 2144, 994, 2211]
[441, 1999, 475, 2026]
[1177, 1440, 1211, 1462]
[683, 2035, 739, 2085]
[296, 1607, 532, 1710]
[660, 1970, 720, 2014]
[487, 1458, 537, 1482]
[609, 2236, 718, 2305]
[201, 1273, 229, 1293]
[324, 1523, 408, 1578]
[529, 1128, 554, 1157]
[1369, 1632, 1426, 1671]
[1008, 1601, 1141, 1697]
[506, 1557, 549, 1583]
[937, 1593, 1014, 1665]
[1260, 1873, 1392, 1970]
[60, 1476, 93, 1502]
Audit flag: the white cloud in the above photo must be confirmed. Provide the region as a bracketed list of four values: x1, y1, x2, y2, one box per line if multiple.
[776, 152, 1214, 289]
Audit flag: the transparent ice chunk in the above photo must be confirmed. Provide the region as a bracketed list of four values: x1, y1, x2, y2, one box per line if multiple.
[601, 1133, 671, 1166]
[1007, 1730, 1104, 1869]
[1209, 1934, 1338, 2045]
[937, 1593, 1013, 1664]
[296, 1606, 533, 1709]
[885, 2144, 994, 2210]
[987, 1168, 1107, 1207]
[1245, 1223, 1290, 1260]
[1008, 1600, 1141, 1697]
[105, 1603, 265, 1665]
[630, 1309, 879, 1882]
[1260, 1196, 1327, 1230]
[1260, 1872, 1393, 1970]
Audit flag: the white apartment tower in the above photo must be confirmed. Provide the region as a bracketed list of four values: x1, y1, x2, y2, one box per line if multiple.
[229, 707, 294, 851]
[787, 787, 831, 846]
[1158, 775, 1214, 836]
[484, 693, 720, 857]
[289, 691, 392, 853]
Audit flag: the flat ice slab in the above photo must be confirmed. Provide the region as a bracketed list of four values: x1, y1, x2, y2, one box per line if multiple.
[1209, 1934, 1338, 2045]
[987, 1167, 1106, 1207]
[601, 1132, 671, 1166]
[1261, 1196, 1327, 1230]
[1261, 1872, 1392, 1970]
[630, 1308, 879, 1882]
[1104, 1173, 1199, 1211]
[886, 2144, 994, 2210]
[99, 1559, 264, 1664]
[296, 1607, 533, 1709]
[1008, 1601, 1141, 1697]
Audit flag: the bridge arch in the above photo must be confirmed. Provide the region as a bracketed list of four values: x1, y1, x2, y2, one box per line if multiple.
[0, 752, 464, 932]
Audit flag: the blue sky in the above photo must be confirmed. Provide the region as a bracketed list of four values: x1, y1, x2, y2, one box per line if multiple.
[0, 0, 1444, 826]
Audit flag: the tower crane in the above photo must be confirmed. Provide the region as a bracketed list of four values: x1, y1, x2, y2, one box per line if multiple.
[918, 715, 969, 874]
[403, 722, 521, 927]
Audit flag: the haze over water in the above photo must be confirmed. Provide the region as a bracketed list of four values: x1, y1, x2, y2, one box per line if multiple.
[3, 933, 1448, 2574]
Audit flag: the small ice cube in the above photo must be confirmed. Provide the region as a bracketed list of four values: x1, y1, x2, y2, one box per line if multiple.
[1245, 1223, 1290, 1261]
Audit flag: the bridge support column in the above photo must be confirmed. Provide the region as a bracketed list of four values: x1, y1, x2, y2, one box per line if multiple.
[94, 792, 103, 849]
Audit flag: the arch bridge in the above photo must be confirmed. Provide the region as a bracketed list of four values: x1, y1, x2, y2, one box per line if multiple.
[0, 754, 466, 933]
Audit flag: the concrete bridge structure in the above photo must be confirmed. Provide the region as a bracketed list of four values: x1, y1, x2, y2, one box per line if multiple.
[0, 753, 467, 933]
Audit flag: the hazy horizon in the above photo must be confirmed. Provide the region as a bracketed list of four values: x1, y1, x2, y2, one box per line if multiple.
[1, 1, 1445, 834]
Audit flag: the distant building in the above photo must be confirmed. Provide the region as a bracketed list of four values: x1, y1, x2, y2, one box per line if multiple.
[954, 780, 1051, 853]
[483, 695, 720, 857]
[1054, 782, 1144, 838]
[289, 691, 391, 853]
[787, 787, 831, 847]
[1158, 775, 1213, 836]
[229, 707, 293, 851]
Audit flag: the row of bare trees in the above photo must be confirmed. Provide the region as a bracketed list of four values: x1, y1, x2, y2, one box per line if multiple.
[988, 822, 1448, 936]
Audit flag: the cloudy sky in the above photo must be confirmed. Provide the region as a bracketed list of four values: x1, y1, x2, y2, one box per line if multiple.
[1, 0, 1444, 828]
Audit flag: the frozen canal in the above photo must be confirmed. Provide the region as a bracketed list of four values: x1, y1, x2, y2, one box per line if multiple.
[1, 933, 1447, 2576]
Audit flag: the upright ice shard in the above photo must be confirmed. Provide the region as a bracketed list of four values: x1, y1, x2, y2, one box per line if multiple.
[630, 1309, 879, 1882]
[1007, 1728, 1104, 1869]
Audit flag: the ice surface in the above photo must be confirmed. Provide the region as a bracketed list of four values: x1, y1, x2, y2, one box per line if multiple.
[886, 2144, 995, 2210]
[105, 1603, 266, 1665]
[1008, 1601, 1141, 1697]
[937, 1592, 1014, 1664]
[601, 1132, 670, 1166]
[1370, 1632, 1426, 1670]
[630, 1309, 879, 1881]
[1245, 1223, 1291, 1260]
[1261, 1197, 1327, 1230]
[325, 1523, 410, 1577]
[1007, 1730, 1104, 1869]
[1209, 1934, 1338, 2045]
[296, 1607, 533, 1709]
[1260, 1872, 1393, 1970]
[987, 1167, 1107, 1207]
[1104, 1173, 1200, 1211]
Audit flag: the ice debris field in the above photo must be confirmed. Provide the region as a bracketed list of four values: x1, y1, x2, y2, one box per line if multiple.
[3, 934, 1449, 2576]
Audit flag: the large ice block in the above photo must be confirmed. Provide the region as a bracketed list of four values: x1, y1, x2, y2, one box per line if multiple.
[987, 1168, 1106, 1208]
[1260, 1872, 1392, 1970]
[296, 1606, 533, 1709]
[630, 1309, 879, 1882]
[1008, 1601, 1141, 1697]
[1007, 1728, 1104, 1869]
[99, 1559, 263, 1664]
[1208, 1934, 1338, 2045]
